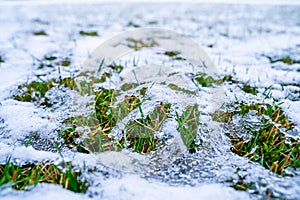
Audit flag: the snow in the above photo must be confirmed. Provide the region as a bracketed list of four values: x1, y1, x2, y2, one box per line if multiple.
[0, 184, 90, 200]
[0, 1, 299, 200]
[0, 100, 57, 143]
[100, 175, 250, 200]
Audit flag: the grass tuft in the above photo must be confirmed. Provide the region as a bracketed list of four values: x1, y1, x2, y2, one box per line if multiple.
[168, 83, 195, 95]
[194, 73, 224, 87]
[73, 90, 146, 153]
[79, 31, 98, 36]
[120, 83, 139, 91]
[0, 161, 88, 193]
[14, 72, 111, 105]
[33, 31, 47, 36]
[37, 55, 71, 69]
[0, 55, 5, 63]
[14, 81, 54, 106]
[266, 56, 300, 65]
[242, 84, 258, 95]
[163, 51, 185, 60]
[164, 51, 180, 57]
[119, 102, 171, 153]
[212, 102, 300, 175]
[176, 104, 200, 153]
[126, 38, 158, 51]
[127, 21, 140, 28]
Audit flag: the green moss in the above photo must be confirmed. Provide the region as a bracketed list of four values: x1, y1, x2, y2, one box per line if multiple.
[212, 102, 299, 175]
[0, 161, 88, 193]
[176, 104, 200, 153]
[79, 31, 98, 36]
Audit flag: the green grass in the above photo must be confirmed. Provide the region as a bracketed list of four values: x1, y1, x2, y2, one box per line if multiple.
[168, 83, 195, 95]
[36, 55, 71, 69]
[33, 31, 47, 36]
[0, 55, 5, 63]
[226, 171, 254, 191]
[127, 21, 140, 28]
[59, 117, 91, 154]
[120, 83, 139, 91]
[14, 72, 111, 105]
[221, 74, 259, 96]
[176, 104, 200, 153]
[92, 90, 155, 153]
[107, 64, 124, 73]
[163, 51, 185, 60]
[267, 56, 300, 65]
[79, 31, 98, 36]
[0, 161, 88, 193]
[126, 38, 158, 51]
[212, 102, 300, 175]
[61, 89, 118, 153]
[66, 90, 146, 153]
[60, 59, 71, 67]
[94, 88, 117, 131]
[120, 102, 171, 153]
[14, 81, 54, 106]
[242, 84, 258, 95]
[193, 73, 224, 87]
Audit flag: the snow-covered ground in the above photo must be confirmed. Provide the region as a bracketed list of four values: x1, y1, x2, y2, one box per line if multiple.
[0, 0, 299, 199]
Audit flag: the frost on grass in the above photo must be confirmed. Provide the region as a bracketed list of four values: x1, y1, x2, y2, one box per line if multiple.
[0, 161, 88, 193]
[212, 101, 300, 175]
[1, 2, 300, 200]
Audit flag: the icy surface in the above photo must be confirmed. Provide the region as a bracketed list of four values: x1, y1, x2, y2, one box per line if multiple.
[0, 0, 300, 200]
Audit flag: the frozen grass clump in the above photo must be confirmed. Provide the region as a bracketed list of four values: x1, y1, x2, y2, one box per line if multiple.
[0, 161, 88, 193]
[212, 101, 300, 175]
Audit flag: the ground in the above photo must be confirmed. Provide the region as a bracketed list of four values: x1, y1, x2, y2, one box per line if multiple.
[0, 1, 299, 200]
